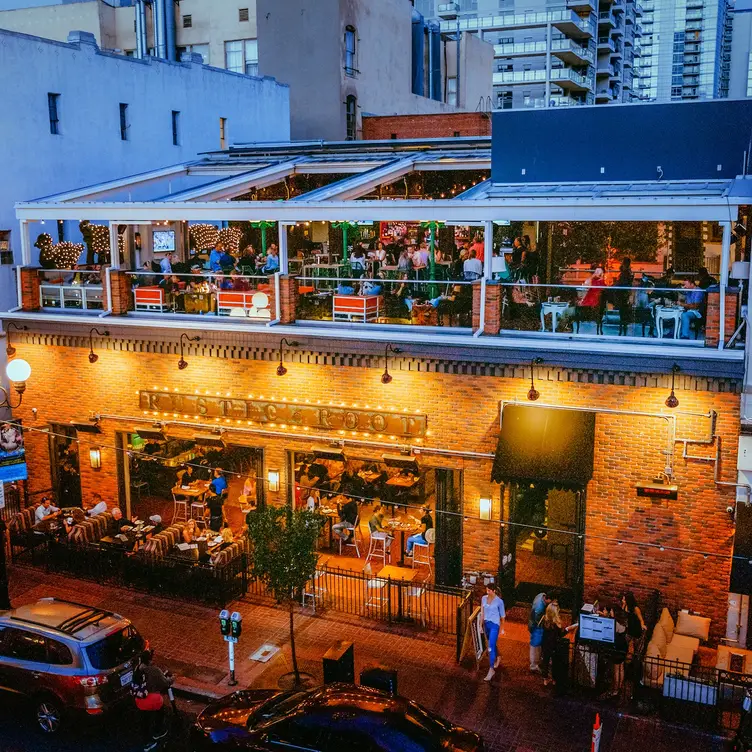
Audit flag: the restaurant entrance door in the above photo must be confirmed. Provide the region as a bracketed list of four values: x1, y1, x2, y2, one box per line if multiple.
[49, 424, 81, 508]
[504, 482, 585, 610]
[434, 469, 462, 587]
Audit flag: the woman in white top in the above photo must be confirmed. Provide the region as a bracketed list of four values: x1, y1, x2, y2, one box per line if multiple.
[481, 584, 506, 681]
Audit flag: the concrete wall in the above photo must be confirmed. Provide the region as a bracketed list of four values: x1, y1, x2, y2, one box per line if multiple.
[0, 28, 289, 308]
[730, 10, 752, 99]
[257, 0, 341, 141]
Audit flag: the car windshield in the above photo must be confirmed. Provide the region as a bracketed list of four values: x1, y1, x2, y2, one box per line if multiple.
[248, 691, 307, 728]
[85, 624, 144, 670]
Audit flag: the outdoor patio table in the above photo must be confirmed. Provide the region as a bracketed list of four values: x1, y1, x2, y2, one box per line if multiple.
[385, 516, 421, 566]
[540, 301, 569, 332]
[378, 564, 418, 622]
[655, 305, 683, 339]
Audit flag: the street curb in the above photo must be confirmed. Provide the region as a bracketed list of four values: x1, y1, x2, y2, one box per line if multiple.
[172, 683, 226, 704]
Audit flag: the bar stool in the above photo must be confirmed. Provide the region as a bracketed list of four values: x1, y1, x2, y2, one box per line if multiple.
[339, 516, 362, 558]
[365, 578, 387, 612]
[365, 531, 390, 567]
[172, 494, 188, 524]
[190, 500, 206, 520]
[412, 528, 434, 576]
[405, 586, 429, 626]
[301, 571, 327, 612]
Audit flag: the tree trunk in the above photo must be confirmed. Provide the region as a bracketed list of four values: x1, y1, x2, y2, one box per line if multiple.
[289, 599, 299, 684]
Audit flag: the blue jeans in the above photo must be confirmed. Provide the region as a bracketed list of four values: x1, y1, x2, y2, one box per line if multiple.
[406, 532, 424, 554]
[484, 621, 500, 668]
[680, 309, 702, 338]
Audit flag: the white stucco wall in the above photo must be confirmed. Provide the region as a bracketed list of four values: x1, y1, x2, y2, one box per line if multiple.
[0, 28, 290, 308]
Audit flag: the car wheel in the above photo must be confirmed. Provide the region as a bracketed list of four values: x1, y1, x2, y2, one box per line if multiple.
[34, 696, 64, 734]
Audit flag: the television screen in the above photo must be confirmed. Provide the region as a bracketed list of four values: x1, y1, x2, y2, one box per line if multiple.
[579, 614, 615, 643]
[153, 230, 175, 252]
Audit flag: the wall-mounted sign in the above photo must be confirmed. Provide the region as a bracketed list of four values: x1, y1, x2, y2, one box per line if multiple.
[636, 483, 678, 500]
[139, 391, 427, 438]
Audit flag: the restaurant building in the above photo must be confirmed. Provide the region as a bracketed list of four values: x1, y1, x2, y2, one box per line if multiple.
[4, 99, 752, 642]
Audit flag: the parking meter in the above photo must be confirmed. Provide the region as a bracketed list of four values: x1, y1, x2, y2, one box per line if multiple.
[230, 612, 242, 639]
[219, 609, 231, 637]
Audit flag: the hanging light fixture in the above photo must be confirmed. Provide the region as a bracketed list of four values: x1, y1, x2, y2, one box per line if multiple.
[527, 357, 544, 401]
[276, 338, 300, 377]
[178, 333, 201, 370]
[1, 359, 32, 408]
[87, 328, 110, 364]
[381, 344, 403, 384]
[665, 363, 681, 408]
[5, 322, 28, 358]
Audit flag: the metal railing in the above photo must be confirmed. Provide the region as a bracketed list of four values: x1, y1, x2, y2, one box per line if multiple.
[296, 276, 474, 328]
[496, 281, 710, 342]
[130, 270, 271, 318]
[39, 269, 105, 312]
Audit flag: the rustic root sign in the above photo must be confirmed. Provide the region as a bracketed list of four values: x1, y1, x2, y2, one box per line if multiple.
[139, 391, 428, 438]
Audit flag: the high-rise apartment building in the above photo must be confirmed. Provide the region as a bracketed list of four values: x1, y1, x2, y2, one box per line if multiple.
[635, 0, 732, 100]
[415, 0, 642, 108]
[418, 0, 736, 107]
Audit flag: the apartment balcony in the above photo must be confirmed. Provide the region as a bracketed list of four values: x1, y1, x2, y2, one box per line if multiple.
[625, 7, 635, 24]
[612, 21, 624, 36]
[595, 87, 615, 101]
[612, 0, 625, 12]
[441, 9, 594, 37]
[493, 69, 548, 85]
[597, 35, 616, 52]
[684, 43, 701, 54]
[437, 2, 460, 19]
[548, 94, 588, 106]
[567, 0, 597, 12]
[494, 40, 547, 58]
[598, 10, 617, 28]
[597, 62, 616, 77]
[550, 68, 593, 90]
[631, 2, 644, 16]
[686, 12, 703, 21]
[686, 21, 702, 31]
[551, 38, 594, 64]
[623, 49, 634, 66]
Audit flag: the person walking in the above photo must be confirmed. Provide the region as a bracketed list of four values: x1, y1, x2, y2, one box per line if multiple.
[481, 584, 506, 682]
[132, 649, 174, 751]
[528, 591, 552, 672]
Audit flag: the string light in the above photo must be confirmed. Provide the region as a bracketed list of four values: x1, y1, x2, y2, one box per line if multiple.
[189, 223, 219, 251]
[34, 234, 83, 268]
[218, 227, 242, 254]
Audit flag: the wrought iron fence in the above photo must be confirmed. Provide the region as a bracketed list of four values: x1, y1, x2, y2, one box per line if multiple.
[570, 640, 752, 734]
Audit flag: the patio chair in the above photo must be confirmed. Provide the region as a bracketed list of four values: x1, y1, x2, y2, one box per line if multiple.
[412, 527, 435, 576]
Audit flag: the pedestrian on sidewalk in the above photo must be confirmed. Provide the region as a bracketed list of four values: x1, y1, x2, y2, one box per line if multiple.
[481, 584, 506, 682]
[528, 591, 552, 672]
[540, 602, 577, 688]
[132, 649, 174, 752]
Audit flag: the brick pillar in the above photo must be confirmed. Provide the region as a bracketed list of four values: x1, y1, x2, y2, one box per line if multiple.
[472, 280, 502, 335]
[266, 275, 277, 319]
[278, 275, 299, 325]
[705, 290, 740, 347]
[19, 267, 41, 311]
[109, 269, 133, 316]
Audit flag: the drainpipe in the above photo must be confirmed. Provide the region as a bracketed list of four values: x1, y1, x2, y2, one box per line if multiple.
[153, 0, 164, 59]
[164, 0, 176, 61]
[135, 0, 147, 59]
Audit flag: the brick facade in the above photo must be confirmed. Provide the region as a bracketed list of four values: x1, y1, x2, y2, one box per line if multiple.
[19, 268, 40, 311]
[362, 113, 491, 140]
[109, 270, 133, 316]
[9, 334, 741, 640]
[705, 291, 740, 348]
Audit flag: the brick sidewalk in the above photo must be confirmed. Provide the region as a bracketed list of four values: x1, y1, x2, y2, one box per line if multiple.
[8, 567, 727, 752]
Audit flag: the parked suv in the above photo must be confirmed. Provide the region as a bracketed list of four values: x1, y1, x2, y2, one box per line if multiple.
[0, 597, 145, 733]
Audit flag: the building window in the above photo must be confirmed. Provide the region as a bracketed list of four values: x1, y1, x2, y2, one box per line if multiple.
[48, 93, 60, 135]
[172, 110, 180, 146]
[119, 103, 129, 141]
[0, 230, 11, 265]
[447, 76, 457, 105]
[344, 25, 357, 76]
[390, 133, 397, 139]
[220, 117, 227, 149]
[183, 14, 192, 28]
[345, 95, 357, 140]
[225, 39, 258, 76]
[239, 7, 249, 22]
[177, 43, 209, 64]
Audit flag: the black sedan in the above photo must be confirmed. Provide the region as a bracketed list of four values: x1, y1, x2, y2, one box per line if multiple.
[191, 682, 483, 751]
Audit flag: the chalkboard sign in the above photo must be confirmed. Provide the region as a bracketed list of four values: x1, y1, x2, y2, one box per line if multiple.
[470, 607, 486, 664]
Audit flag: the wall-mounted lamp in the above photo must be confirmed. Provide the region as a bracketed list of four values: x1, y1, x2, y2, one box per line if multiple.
[382, 344, 403, 384]
[89, 447, 102, 470]
[267, 469, 280, 492]
[1, 359, 32, 409]
[665, 363, 681, 409]
[5, 323, 28, 358]
[527, 357, 543, 401]
[479, 497, 492, 521]
[87, 328, 110, 364]
[276, 338, 300, 377]
[178, 333, 201, 370]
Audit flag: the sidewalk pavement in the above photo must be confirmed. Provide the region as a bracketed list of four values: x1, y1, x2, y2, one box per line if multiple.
[9, 567, 728, 752]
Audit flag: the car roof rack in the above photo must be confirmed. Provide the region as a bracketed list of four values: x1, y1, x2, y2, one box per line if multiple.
[56, 608, 111, 637]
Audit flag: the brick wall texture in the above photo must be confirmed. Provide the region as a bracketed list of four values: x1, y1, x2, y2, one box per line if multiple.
[9, 339, 742, 640]
[362, 113, 491, 140]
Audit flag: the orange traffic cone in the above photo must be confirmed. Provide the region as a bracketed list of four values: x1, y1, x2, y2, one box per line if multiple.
[591, 713, 602, 752]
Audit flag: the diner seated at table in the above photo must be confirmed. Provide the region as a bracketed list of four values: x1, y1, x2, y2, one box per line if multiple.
[35, 496, 61, 524]
[305, 488, 320, 511]
[333, 498, 359, 542]
[149, 515, 164, 536]
[214, 273, 233, 291]
[111, 507, 128, 532]
[261, 244, 280, 273]
[359, 279, 382, 296]
[679, 279, 705, 339]
[406, 505, 434, 556]
[368, 504, 393, 550]
[463, 250, 483, 281]
[85, 493, 107, 518]
[182, 518, 199, 545]
[209, 243, 225, 272]
[350, 248, 367, 278]
[397, 250, 413, 273]
[230, 269, 251, 291]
